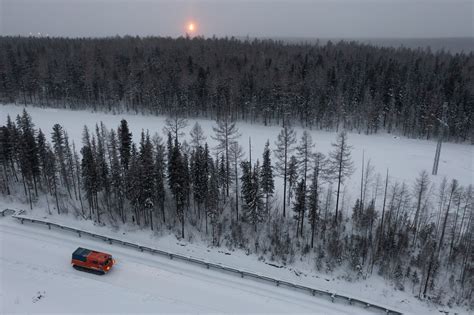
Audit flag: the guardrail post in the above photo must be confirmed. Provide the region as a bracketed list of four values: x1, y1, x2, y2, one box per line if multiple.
[348, 298, 352, 305]
[108, 238, 112, 244]
[240, 272, 244, 278]
[47, 223, 51, 230]
[77, 231, 81, 237]
[206, 264, 209, 269]
[21, 219, 24, 224]
[139, 246, 143, 252]
[311, 290, 316, 296]
[331, 294, 335, 303]
[276, 281, 280, 287]
[169, 254, 173, 260]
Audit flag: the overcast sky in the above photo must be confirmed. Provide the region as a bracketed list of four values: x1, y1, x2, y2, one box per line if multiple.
[1, 0, 472, 39]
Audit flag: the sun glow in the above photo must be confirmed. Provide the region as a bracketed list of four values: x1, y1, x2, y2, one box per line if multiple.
[187, 22, 196, 33]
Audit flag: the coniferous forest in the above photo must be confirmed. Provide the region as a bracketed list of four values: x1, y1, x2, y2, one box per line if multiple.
[0, 109, 472, 308]
[0, 36, 473, 142]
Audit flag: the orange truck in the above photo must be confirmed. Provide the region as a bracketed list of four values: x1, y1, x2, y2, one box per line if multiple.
[71, 247, 115, 275]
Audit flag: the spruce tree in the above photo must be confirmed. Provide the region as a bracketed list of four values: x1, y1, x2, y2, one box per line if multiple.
[118, 119, 132, 170]
[261, 140, 274, 213]
[154, 141, 166, 224]
[241, 160, 265, 232]
[168, 141, 187, 238]
[52, 123, 71, 198]
[206, 157, 221, 243]
[139, 131, 155, 229]
[287, 155, 299, 206]
[293, 179, 306, 237]
[109, 129, 125, 222]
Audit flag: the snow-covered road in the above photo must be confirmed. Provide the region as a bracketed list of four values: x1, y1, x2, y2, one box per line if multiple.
[0, 217, 370, 314]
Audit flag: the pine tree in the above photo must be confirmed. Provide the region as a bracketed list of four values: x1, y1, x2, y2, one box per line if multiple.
[274, 123, 297, 217]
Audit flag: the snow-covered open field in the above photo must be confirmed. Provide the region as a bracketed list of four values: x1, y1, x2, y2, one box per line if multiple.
[1, 104, 472, 193]
[0, 213, 372, 314]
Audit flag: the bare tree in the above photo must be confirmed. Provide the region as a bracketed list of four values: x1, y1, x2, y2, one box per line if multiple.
[412, 170, 430, 246]
[190, 122, 206, 148]
[163, 115, 188, 144]
[296, 130, 314, 237]
[438, 179, 458, 255]
[274, 122, 297, 217]
[328, 131, 354, 225]
[308, 152, 327, 248]
[212, 116, 241, 197]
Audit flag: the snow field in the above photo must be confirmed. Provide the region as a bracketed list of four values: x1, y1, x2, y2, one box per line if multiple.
[1, 104, 471, 195]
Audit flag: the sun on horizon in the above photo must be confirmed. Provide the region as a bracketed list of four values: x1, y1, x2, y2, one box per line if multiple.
[187, 22, 196, 33]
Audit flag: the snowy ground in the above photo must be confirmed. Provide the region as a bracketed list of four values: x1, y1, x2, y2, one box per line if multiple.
[2, 199, 469, 315]
[1, 212, 374, 314]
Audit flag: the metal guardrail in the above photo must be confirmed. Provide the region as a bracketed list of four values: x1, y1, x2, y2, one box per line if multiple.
[10, 212, 402, 314]
[0, 208, 16, 217]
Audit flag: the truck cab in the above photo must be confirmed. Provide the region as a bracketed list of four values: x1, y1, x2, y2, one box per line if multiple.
[71, 247, 115, 275]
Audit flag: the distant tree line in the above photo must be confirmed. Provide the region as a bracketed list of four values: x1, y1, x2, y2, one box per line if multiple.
[0, 36, 472, 142]
[0, 110, 472, 308]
